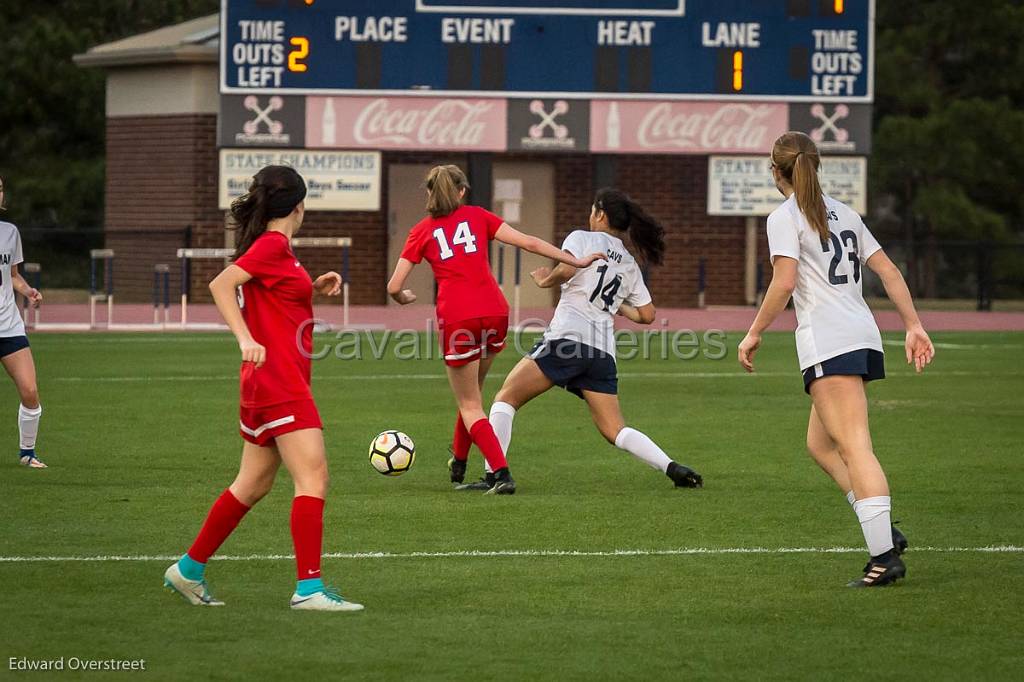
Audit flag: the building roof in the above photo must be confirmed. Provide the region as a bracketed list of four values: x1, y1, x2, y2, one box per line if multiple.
[74, 14, 218, 68]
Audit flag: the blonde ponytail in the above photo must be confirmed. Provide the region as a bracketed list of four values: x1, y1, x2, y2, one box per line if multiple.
[425, 164, 469, 218]
[771, 132, 829, 242]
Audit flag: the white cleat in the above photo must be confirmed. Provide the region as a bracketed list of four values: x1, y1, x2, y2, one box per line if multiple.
[163, 563, 224, 606]
[289, 589, 364, 612]
[19, 454, 47, 468]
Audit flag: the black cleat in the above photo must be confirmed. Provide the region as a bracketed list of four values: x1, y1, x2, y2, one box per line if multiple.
[448, 455, 467, 484]
[863, 523, 909, 573]
[667, 462, 703, 488]
[892, 521, 908, 555]
[848, 552, 906, 588]
[485, 468, 516, 495]
[454, 473, 495, 491]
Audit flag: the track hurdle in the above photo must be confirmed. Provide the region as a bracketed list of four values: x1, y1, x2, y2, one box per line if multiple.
[290, 237, 352, 328]
[89, 249, 114, 329]
[178, 238, 353, 329]
[176, 248, 233, 329]
[21, 262, 41, 328]
[697, 259, 707, 309]
[153, 264, 171, 326]
[494, 244, 526, 328]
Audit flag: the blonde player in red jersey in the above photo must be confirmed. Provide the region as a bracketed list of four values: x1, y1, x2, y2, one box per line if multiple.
[387, 165, 606, 494]
[738, 132, 934, 587]
[164, 165, 362, 612]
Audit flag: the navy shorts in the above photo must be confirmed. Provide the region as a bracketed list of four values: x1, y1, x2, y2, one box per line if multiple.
[531, 339, 618, 399]
[0, 335, 29, 359]
[803, 349, 885, 394]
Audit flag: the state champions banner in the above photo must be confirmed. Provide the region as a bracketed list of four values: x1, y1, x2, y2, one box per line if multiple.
[219, 149, 381, 211]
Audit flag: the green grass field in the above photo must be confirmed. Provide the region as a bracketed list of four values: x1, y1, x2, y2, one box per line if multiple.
[2, 330, 1022, 680]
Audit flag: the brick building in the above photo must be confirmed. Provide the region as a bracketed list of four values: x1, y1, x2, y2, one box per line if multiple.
[75, 13, 811, 309]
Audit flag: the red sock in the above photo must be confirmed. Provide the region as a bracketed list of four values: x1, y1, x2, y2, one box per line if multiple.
[469, 418, 508, 472]
[186, 489, 251, 564]
[453, 412, 472, 462]
[291, 495, 325, 581]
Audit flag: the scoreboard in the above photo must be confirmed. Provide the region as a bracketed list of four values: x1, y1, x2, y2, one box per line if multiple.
[220, 0, 874, 101]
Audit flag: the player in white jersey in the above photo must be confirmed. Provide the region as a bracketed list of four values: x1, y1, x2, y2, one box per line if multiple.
[737, 133, 934, 587]
[0, 177, 46, 468]
[457, 189, 702, 490]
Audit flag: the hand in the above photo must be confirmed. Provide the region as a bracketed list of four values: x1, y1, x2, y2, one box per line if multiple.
[572, 252, 608, 269]
[905, 324, 934, 373]
[26, 288, 42, 308]
[313, 271, 342, 296]
[530, 267, 551, 286]
[393, 289, 417, 305]
[239, 338, 266, 368]
[737, 332, 761, 373]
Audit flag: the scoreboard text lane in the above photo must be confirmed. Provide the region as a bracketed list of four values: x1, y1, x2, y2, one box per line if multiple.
[221, 0, 873, 101]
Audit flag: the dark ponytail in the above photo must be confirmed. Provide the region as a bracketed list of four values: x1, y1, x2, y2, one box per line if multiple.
[229, 165, 307, 258]
[593, 188, 666, 266]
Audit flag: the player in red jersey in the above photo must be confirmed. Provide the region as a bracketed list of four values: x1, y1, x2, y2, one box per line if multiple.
[387, 164, 606, 494]
[164, 166, 362, 612]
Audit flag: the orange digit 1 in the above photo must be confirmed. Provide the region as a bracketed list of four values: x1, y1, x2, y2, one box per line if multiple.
[288, 37, 309, 73]
[732, 50, 743, 91]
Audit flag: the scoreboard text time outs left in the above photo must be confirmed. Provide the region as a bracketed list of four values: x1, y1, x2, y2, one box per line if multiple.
[221, 0, 873, 102]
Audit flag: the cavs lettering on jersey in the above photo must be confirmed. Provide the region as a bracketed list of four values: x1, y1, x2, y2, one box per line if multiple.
[0, 221, 26, 338]
[543, 230, 651, 357]
[767, 194, 883, 371]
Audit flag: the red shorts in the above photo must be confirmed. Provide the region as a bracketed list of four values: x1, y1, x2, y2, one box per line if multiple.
[239, 399, 322, 446]
[440, 316, 509, 367]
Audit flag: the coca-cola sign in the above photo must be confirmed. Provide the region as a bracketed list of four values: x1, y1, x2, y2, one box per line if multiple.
[591, 101, 788, 154]
[306, 96, 507, 151]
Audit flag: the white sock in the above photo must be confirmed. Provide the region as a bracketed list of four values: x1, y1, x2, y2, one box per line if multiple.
[845, 490, 856, 507]
[19, 403, 42, 451]
[614, 427, 672, 473]
[853, 495, 894, 557]
[486, 402, 516, 475]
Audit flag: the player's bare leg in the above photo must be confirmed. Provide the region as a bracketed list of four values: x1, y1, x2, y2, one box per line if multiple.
[810, 375, 904, 586]
[450, 354, 501, 485]
[807, 404, 906, 555]
[446, 359, 515, 494]
[2, 347, 44, 468]
[276, 428, 362, 611]
[807, 405, 853, 492]
[582, 390, 702, 488]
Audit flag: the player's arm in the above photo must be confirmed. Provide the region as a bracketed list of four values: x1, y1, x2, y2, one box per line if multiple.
[530, 262, 576, 288]
[9, 264, 42, 308]
[494, 224, 606, 269]
[386, 258, 418, 305]
[866, 249, 934, 373]
[617, 303, 656, 325]
[209, 264, 265, 367]
[737, 256, 798, 372]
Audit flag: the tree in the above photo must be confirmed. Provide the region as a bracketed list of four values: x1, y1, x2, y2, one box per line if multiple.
[871, 0, 1024, 297]
[0, 1, 218, 228]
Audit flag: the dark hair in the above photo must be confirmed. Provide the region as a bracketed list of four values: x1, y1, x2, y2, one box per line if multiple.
[425, 164, 469, 218]
[593, 188, 666, 266]
[229, 165, 307, 257]
[771, 131, 828, 241]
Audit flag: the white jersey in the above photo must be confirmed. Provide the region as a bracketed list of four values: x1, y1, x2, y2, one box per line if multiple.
[543, 229, 652, 357]
[767, 194, 883, 371]
[0, 221, 26, 338]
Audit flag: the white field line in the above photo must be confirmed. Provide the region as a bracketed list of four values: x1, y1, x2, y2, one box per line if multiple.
[1, 546, 1021, 563]
[50, 370, 1019, 383]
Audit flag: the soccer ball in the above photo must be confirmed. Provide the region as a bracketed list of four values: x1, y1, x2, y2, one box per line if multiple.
[369, 431, 415, 476]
